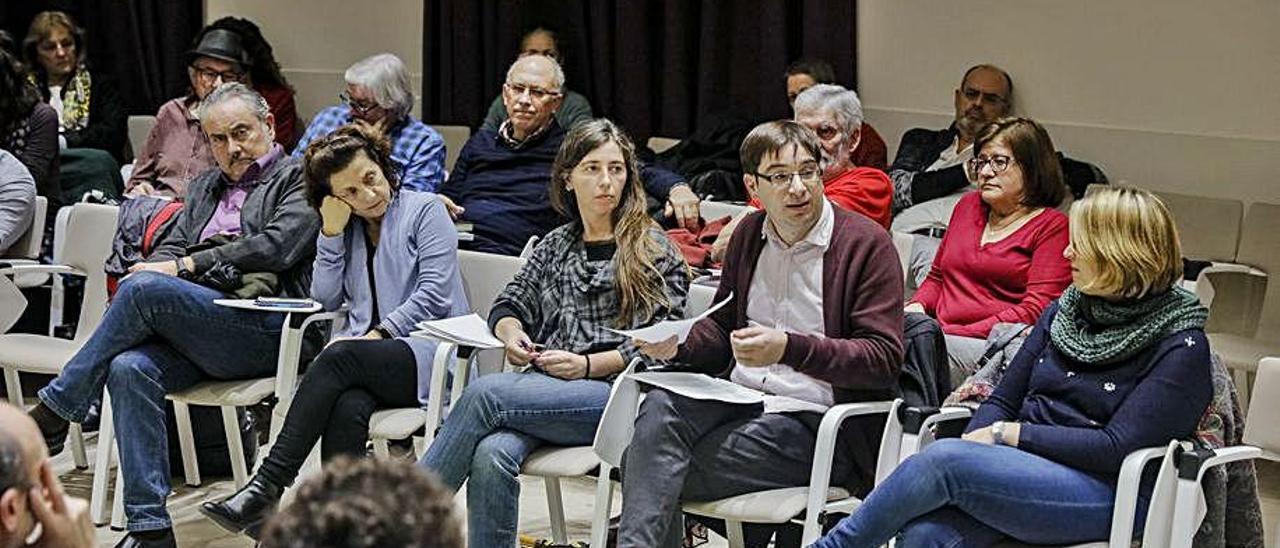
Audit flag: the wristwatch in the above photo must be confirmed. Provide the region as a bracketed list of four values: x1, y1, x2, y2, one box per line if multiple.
[175, 258, 193, 279]
[991, 421, 1006, 445]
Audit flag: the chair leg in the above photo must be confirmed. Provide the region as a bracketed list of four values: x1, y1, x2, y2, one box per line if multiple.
[222, 406, 249, 488]
[544, 476, 569, 545]
[725, 519, 746, 548]
[3, 367, 22, 407]
[110, 449, 125, 530]
[412, 435, 427, 460]
[68, 422, 87, 469]
[172, 401, 202, 486]
[90, 394, 115, 525]
[372, 438, 391, 459]
[589, 465, 616, 548]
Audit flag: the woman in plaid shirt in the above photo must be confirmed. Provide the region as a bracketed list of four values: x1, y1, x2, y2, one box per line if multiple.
[417, 118, 690, 547]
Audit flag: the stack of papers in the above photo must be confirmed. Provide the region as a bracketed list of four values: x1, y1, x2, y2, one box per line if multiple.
[629, 371, 764, 404]
[413, 313, 505, 348]
[605, 292, 732, 343]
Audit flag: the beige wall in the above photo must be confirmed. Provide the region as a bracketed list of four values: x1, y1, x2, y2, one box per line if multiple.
[858, 1, 1280, 203]
[204, 0, 424, 121]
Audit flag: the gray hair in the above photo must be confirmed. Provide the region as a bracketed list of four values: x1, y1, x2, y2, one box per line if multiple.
[793, 84, 864, 136]
[344, 53, 414, 120]
[199, 82, 271, 122]
[505, 55, 565, 92]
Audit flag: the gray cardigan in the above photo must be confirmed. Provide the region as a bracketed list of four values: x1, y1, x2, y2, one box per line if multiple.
[150, 156, 320, 297]
[0, 150, 36, 256]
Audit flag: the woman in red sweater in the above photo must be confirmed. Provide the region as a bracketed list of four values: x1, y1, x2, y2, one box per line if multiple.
[906, 117, 1071, 384]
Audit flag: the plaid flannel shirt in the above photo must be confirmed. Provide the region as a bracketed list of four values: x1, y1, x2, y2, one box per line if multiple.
[492, 223, 690, 371]
[293, 105, 446, 192]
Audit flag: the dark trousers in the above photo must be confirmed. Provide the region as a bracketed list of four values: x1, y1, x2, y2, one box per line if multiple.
[256, 339, 418, 487]
[618, 388, 867, 548]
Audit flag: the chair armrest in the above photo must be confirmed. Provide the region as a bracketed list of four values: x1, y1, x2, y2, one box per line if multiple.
[592, 359, 645, 467]
[1167, 445, 1272, 546]
[1107, 442, 1183, 547]
[802, 401, 895, 543]
[0, 264, 83, 277]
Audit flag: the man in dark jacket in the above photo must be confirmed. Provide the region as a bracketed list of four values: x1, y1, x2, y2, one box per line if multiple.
[438, 55, 701, 255]
[618, 120, 904, 547]
[25, 83, 319, 548]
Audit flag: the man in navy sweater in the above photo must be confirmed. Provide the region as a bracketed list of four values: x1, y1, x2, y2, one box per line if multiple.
[438, 55, 700, 256]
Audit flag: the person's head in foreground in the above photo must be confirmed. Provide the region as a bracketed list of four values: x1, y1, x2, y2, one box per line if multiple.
[739, 119, 826, 245]
[501, 55, 565, 141]
[549, 118, 672, 324]
[966, 116, 1066, 216]
[1066, 185, 1183, 300]
[341, 53, 414, 127]
[792, 84, 864, 181]
[0, 403, 93, 548]
[200, 82, 277, 182]
[304, 124, 401, 224]
[258, 456, 461, 548]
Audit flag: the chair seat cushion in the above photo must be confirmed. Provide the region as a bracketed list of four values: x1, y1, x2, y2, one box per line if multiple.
[1207, 333, 1280, 372]
[167, 378, 275, 407]
[520, 446, 599, 477]
[0, 334, 81, 374]
[369, 408, 426, 440]
[682, 486, 851, 524]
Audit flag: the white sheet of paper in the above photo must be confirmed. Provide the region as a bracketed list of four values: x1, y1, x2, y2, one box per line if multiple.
[414, 313, 505, 349]
[629, 371, 764, 405]
[606, 292, 733, 343]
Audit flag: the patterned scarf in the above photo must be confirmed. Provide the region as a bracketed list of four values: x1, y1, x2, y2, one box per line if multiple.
[1050, 285, 1207, 365]
[30, 65, 92, 132]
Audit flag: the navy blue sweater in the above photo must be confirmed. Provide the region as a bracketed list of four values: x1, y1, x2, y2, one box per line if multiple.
[439, 122, 684, 256]
[967, 301, 1212, 479]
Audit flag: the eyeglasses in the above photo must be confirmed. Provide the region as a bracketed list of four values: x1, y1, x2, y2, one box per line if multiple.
[961, 86, 1008, 108]
[967, 154, 1014, 176]
[810, 124, 841, 141]
[752, 167, 821, 188]
[339, 92, 380, 114]
[191, 65, 244, 84]
[504, 83, 562, 102]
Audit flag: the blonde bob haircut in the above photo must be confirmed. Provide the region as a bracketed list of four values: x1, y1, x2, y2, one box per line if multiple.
[1068, 186, 1183, 299]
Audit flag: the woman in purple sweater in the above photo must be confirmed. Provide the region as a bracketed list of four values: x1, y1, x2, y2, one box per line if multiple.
[812, 186, 1212, 548]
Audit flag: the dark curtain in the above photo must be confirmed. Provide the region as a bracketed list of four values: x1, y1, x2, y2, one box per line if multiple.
[423, 0, 856, 143]
[0, 0, 203, 115]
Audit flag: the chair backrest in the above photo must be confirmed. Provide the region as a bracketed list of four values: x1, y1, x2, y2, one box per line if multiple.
[699, 200, 749, 221]
[1153, 191, 1244, 263]
[1242, 357, 1280, 452]
[127, 115, 157, 158]
[61, 204, 119, 342]
[457, 250, 526, 319]
[686, 284, 718, 319]
[1234, 202, 1280, 338]
[647, 136, 680, 154]
[4, 195, 46, 260]
[431, 125, 471, 174]
[891, 230, 913, 283]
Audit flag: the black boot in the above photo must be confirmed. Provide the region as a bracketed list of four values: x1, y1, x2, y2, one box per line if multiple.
[29, 402, 68, 456]
[112, 527, 177, 548]
[199, 476, 284, 540]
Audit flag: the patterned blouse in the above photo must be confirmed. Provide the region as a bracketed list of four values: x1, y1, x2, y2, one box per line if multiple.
[490, 222, 690, 369]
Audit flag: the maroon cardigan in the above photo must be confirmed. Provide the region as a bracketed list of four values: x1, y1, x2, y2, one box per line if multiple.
[677, 206, 905, 404]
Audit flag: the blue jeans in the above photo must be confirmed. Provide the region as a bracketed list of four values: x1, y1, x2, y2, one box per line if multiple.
[812, 438, 1140, 548]
[417, 371, 611, 547]
[37, 272, 285, 531]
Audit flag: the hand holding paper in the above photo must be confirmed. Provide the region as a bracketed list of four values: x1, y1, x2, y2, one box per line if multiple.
[413, 313, 505, 348]
[609, 292, 733, 344]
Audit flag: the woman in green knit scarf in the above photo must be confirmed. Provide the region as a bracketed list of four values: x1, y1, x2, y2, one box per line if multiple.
[814, 185, 1214, 547]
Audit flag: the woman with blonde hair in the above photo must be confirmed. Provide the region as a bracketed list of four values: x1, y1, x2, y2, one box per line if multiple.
[418, 118, 689, 547]
[814, 186, 1212, 547]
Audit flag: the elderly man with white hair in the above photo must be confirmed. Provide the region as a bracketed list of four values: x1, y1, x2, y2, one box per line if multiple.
[293, 53, 446, 191]
[439, 54, 700, 255]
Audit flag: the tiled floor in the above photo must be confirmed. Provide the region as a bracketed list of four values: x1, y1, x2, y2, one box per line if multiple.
[59, 435, 1276, 547]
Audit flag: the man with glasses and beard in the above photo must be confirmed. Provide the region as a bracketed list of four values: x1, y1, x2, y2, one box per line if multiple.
[710, 84, 891, 263]
[293, 53, 445, 191]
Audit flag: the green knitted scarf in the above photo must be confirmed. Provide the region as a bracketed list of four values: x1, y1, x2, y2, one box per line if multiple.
[1050, 285, 1207, 365]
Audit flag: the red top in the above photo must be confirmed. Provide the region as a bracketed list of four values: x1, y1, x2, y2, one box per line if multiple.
[749, 166, 893, 229]
[912, 192, 1071, 339]
[256, 83, 302, 152]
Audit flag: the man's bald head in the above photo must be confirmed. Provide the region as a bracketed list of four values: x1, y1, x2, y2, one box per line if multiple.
[501, 54, 566, 140]
[0, 403, 44, 547]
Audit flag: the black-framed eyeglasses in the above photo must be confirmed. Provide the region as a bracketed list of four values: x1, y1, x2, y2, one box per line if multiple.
[339, 92, 380, 114]
[752, 167, 822, 188]
[967, 154, 1014, 176]
[504, 82, 562, 102]
[961, 86, 1008, 108]
[191, 66, 244, 84]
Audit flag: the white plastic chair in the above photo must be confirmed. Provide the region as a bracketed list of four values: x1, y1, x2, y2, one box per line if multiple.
[699, 200, 750, 222]
[1166, 355, 1280, 548]
[1, 195, 47, 264]
[647, 136, 681, 154]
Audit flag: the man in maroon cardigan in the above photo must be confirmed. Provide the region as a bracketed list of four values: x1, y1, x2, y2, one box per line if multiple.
[617, 120, 905, 548]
